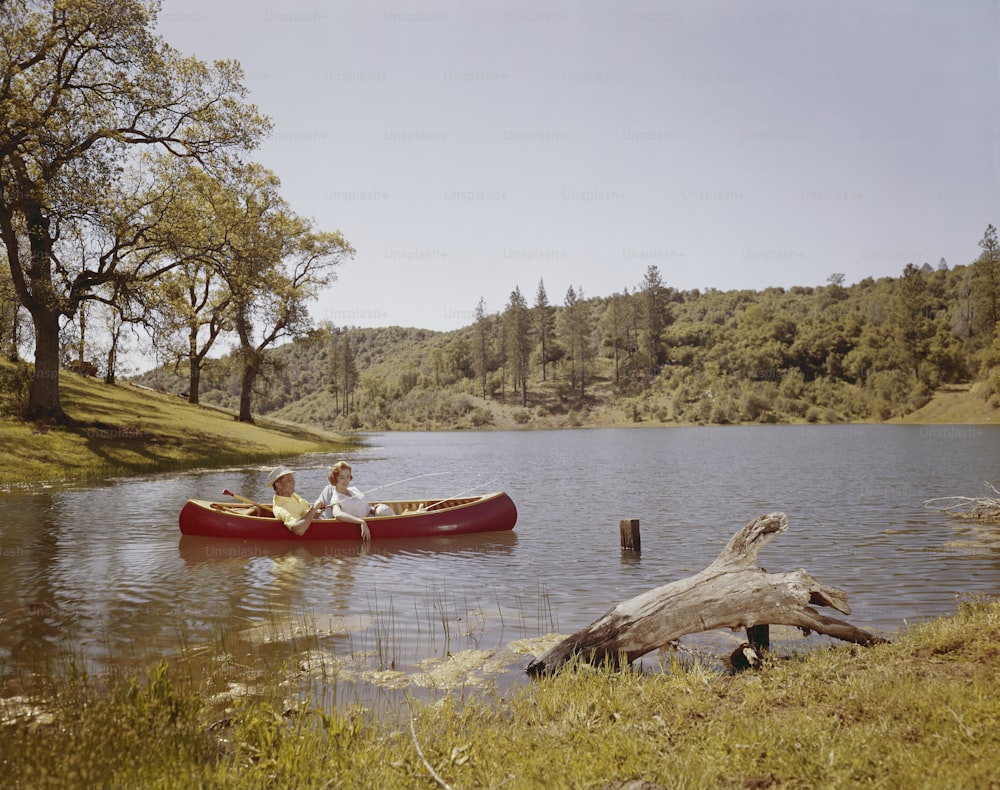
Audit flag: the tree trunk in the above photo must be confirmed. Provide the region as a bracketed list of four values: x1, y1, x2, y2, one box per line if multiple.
[104, 317, 122, 386]
[188, 356, 201, 405]
[78, 303, 87, 365]
[15, 202, 68, 423]
[104, 342, 116, 385]
[26, 309, 66, 423]
[526, 512, 886, 675]
[186, 327, 202, 404]
[238, 347, 258, 423]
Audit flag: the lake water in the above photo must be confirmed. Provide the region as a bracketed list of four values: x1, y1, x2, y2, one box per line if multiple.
[2, 425, 998, 707]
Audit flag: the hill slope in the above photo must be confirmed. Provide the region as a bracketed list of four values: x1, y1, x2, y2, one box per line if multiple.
[893, 383, 997, 424]
[0, 359, 356, 485]
[131, 262, 1000, 431]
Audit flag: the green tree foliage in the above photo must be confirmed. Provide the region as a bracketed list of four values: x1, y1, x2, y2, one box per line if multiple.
[975, 224, 1000, 342]
[326, 329, 358, 416]
[189, 162, 353, 423]
[638, 265, 670, 376]
[891, 263, 934, 381]
[533, 279, 556, 382]
[473, 298, 490, 399]
[0, 262, 28, 360]
[0, 0, 269, 422]
[504, 287, 531, 406]
[141, 158, 236, 404]
[601, 291, 631, 385]
[137, 225, 1000, 430]
[444, 335, 474, 381]
[558, 285, 592, 396]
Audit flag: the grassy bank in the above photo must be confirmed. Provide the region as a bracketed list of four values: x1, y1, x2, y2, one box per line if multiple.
[0, 361, 357, 486]
[892, 382, 998, 425]
[2, 597, 998, 788]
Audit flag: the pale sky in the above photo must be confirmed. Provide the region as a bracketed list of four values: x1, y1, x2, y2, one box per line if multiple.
[156, 0, 999, 333]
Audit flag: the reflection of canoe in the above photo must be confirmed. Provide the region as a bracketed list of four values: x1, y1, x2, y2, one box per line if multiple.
[178, 492, 517, 541]
[178, 529, 519, 564]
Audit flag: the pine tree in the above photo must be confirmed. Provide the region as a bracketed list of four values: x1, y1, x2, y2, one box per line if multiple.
[976, 224, 1000, 341]
[639, 265, 669, 376]
[505, 287, 531, 406]
[474, 298, 491, 399]
[534, 279, 555, 381]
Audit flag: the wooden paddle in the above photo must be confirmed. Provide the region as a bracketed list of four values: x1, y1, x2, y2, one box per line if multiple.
[222, 488, 269, 509]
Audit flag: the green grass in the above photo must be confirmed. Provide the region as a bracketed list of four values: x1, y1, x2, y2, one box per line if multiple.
[0, 359, 359, 486]
[2, 598, 998, 788]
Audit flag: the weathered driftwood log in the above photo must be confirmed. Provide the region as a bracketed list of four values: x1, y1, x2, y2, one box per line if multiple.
[526, 512, 886, 676]
[926, 483, 1000, 524]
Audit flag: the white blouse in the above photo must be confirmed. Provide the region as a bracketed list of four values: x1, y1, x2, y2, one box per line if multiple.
[319, 484, 370, 519]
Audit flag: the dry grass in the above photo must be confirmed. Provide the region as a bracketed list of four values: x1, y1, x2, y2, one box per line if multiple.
[893, 383, 998, 424]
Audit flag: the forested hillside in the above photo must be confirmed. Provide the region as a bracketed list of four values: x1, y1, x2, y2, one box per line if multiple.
[135, 227, 1000, 431]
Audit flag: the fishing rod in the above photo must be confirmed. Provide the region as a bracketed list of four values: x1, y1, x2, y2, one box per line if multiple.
[238, 469, 455, 505]
[421, 478, 499, 511]
[360, 470, 455, 497]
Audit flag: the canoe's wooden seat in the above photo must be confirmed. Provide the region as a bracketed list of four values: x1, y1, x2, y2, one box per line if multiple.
[212, 504, 255, 515]
[396, 497, 476, 514]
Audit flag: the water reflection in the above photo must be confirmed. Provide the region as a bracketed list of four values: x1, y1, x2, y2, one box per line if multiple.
[177, 531, 518, 564]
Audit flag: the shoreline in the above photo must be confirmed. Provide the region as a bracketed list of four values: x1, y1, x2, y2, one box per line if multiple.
[2, 361, 995, 487]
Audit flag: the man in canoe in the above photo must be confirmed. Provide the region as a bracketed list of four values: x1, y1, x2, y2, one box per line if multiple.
[266, 465, 335, 539]
[317, 461, 391, 540]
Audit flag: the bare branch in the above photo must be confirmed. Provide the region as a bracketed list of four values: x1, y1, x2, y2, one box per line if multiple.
[526, 513, 886, 676]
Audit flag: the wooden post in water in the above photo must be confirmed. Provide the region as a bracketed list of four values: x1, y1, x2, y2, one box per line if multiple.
[746, 624, 770, 652]
[620, 519, 641, 552]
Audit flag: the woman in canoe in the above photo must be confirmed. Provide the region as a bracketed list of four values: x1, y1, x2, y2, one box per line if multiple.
[317, 461, 393, 540]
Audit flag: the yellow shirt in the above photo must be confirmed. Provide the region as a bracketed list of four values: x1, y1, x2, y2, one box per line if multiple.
[273, 492, 311, 531]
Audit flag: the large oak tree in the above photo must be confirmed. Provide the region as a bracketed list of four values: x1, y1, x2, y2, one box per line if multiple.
[0, 0, 268, 422]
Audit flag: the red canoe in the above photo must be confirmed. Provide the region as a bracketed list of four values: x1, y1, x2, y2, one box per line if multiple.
[178, 491, 517, 540]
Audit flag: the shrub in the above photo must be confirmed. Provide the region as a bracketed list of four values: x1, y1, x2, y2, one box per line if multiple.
[739, 389, 771, 422]
[779, 368, 806, 398]
[469, 408, 494, 427]
[710, 396, 738, 424]
[447, 394, 477, 417]
[0, 361, 31, 417]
